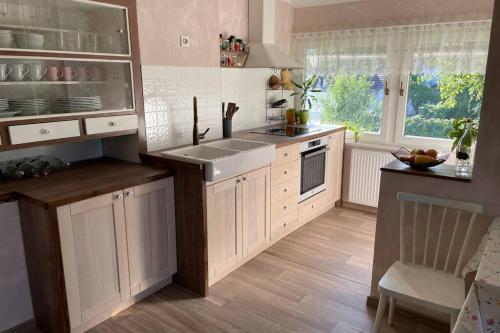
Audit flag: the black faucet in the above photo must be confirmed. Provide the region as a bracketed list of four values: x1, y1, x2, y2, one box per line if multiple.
[193, 96, 210, 146]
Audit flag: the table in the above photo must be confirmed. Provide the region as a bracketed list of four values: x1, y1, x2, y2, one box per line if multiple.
[454, 218, 500, 332]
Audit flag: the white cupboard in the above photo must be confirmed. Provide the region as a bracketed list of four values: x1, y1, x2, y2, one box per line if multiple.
[207, 166, 271, 286]
[57, 178, 176, 331]
[124, 178, 177, 296]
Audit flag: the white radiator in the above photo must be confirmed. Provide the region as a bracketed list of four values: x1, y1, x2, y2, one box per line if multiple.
[348, 149, 394, 207]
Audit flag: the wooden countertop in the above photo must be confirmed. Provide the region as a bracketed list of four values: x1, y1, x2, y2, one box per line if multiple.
[381, 159, 472, 183]
[232, 124, 346, 148]
[0, 158, 172, 207]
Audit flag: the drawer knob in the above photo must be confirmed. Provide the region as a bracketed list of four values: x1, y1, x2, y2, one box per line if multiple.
[115, 193, 124, 200]
[284, 170, 288, 175]
[40, 128, 52, 135]
[125, 191, 133, 197]
[312, 205, 315, 209]
[283, 205, 287, 210]
[242, 176, 247, 181]
[284, 222, 288, 227]
[236, 178, 241, 183]
[109, 121, 117, 127]
[284, 153, 288, 157]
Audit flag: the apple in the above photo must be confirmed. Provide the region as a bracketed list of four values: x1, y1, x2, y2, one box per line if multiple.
[425, 149, 438, 158]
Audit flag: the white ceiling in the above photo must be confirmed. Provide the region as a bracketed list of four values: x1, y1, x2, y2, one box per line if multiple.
[288, 0, 366, 8]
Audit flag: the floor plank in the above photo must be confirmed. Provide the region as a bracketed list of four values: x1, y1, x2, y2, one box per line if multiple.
[18, 207, 449, 333]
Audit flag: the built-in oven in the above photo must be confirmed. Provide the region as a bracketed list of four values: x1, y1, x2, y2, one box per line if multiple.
[299, 136, 329, 202]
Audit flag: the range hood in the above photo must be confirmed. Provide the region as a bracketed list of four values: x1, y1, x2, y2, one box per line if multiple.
[245, 0, 302, 69]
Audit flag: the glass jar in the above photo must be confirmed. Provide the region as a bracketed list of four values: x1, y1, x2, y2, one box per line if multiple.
[455, 119, 473, 177]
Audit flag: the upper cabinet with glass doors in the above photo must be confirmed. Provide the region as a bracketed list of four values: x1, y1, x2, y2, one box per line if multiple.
[0, 0, 130, 55]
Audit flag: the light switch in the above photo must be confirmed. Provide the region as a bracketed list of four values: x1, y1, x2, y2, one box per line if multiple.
[180, 35, 190, 47]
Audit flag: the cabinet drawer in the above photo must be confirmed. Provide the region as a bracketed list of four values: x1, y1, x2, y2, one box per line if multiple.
[271, 195, 298, 222]
[299, 191, 327, 225]
[271, 176, 299, 204]
[272, 144, 299, 167]
[85, 115, 138, 135]
[271, 210, 298, 242]
[9, 120, 80, 145]
[271, 160, 299, 186]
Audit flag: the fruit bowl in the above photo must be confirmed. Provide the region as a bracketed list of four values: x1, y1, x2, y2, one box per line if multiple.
[392, 147, 449, 169]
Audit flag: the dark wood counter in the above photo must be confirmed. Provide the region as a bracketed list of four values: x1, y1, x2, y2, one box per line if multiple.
[381, 159, 472, 183]
[0, 158, 172, 207]
[232, 124, 346, 148]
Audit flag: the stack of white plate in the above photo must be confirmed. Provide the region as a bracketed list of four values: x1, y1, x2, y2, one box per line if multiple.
[0, 30, 13, 48]
[0, 98, 8, 111]
[13, 32, 44, 49]
[56, 96, 102, 113]
[9, 98, 49, 116]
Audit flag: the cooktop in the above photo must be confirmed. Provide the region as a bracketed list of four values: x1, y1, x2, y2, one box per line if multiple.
[250, 125, 320, 137]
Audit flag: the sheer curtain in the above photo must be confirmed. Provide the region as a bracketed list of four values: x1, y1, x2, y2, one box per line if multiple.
[291, 21, 492, 78]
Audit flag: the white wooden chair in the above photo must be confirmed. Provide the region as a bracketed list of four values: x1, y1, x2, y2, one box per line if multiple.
[372, 192, 482, 333]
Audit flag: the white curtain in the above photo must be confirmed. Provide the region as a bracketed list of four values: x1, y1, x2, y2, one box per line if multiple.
[291, 21, 492, 78]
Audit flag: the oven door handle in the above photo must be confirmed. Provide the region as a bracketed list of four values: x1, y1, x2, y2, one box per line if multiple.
[302, 147, 328, 159]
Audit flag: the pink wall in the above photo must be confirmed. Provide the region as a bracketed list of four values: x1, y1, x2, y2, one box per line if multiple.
[293, 0, 494, 33]
[275, 0, 294, 54]
[136, 0, 220, 67]
[219, 0, 248, 41]
[136, 0, 294, 67]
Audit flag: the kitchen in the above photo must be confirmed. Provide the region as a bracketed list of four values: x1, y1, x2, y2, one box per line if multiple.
[1, 0, 499, 333]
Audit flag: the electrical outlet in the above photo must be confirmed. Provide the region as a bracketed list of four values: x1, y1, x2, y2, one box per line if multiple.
[180, 35, 190, 47]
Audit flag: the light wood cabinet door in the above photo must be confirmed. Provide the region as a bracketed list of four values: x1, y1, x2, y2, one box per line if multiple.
[327, 131, 345, 205]
[241, 167, 271, 259]
[57, 191, 130, 329]
[207, 176, 242, 285]
[124, 178, 176, 296]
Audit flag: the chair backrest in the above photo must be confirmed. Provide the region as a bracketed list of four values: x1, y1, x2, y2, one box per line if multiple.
[397, 192, 483, 277]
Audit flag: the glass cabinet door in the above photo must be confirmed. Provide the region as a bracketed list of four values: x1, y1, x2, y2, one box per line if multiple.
[0, 57, 134, 119]
[0, 0, 130, 55]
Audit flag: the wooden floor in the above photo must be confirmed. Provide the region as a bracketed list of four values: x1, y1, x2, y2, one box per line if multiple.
[19, 207, 449, 333]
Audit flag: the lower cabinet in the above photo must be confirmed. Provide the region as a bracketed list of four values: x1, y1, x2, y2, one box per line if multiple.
[57, 192, 130, 329]
[124, 178, 177, 296]
[56, 178, 176, 331]
[206, 166, 270, 286]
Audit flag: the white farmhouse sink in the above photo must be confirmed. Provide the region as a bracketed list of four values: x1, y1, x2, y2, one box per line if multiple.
[161, 139, 276, 182]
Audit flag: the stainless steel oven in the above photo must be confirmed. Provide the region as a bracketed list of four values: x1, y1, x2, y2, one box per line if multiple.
[299, 136, 329, 202]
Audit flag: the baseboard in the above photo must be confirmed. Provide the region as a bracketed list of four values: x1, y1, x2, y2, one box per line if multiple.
[341, 201, 378, 214]
[366, 296, 449, 331]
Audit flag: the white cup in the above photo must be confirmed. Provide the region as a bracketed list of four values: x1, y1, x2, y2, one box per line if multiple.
[0, 64, 12, 81]
[11, 64, 30, 81]
[31, 64, 47, 81]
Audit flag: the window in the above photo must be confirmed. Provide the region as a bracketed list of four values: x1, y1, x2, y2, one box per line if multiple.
[292, 21, 491, 149]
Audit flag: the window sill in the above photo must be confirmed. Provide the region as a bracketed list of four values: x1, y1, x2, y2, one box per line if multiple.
[381, 160, 472, 183]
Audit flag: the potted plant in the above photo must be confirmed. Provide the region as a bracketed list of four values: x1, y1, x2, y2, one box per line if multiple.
[344, 121, 363, 143]
[291, 75, 321, 125]
[448, 118, 479, 176]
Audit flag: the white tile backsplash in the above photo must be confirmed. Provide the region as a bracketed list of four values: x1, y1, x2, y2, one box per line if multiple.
[142, 65, 288, 151]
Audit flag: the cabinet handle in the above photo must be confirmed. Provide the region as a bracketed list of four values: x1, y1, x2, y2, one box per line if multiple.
[109, 121, 117, 127]
[312, 205, 315, 209]
[40, 128, 52, 135]
[118, 28, 125, 34]
[284, 188, 288, 192]
[284, 153, 288, 157]
[115, 193, 123, 200]
[242, 176, 247, 181]
[284, 222, 288, 227]
[125, 191, 133, 197]
[283, 205, 287, 210]
[236, 178, 241, 183]
[284, 170, 288, 175]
